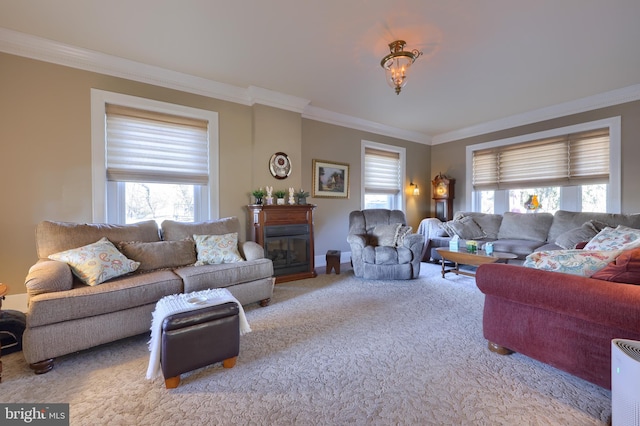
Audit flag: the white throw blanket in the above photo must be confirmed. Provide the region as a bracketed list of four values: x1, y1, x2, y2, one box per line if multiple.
[146, 288, 251, 379]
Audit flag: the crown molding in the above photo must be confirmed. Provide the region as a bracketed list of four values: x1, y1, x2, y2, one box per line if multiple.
[302, 105, 431, 145]
[247, 86, 310, 113]
[0, 27, 251, 106]
[7, 26, 632, 146]
[432, 84, 640, 145]
[0, 27, 428, 143]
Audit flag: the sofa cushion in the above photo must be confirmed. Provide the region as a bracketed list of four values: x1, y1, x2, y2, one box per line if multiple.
[362, 245, 412, 265]
[441, 216, 486, 240]
[48, 237, 140, 286]
[118, 240, 196, 272]
[36, 220, 160, 260]
[161, 217, 241, 241]
[547, 210, 640, 243]
[27, 270, 183, 327]
[584, 225, 640, 251]
[498, 212, 554, 242]
[554, 220, 605, 249]
[591, 247, 640, 284]
[523, 249, 622, 277]
[174, 258, 274, 293]
[489, 239, 547, 259]
[193, 233, 244, 265]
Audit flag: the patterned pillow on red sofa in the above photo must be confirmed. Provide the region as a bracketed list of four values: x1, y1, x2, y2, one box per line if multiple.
[523, 249, 622, 277]
[591, 247, 640, 285]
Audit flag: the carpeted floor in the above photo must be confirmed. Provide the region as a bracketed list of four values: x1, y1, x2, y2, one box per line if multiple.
[1, 263, 611, 425]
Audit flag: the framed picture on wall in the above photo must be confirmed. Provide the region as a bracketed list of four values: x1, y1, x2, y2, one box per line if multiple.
[312, 159, 350, 198]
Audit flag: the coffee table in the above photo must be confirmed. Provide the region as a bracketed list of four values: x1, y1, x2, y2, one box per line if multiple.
[435, 248, 518, 278]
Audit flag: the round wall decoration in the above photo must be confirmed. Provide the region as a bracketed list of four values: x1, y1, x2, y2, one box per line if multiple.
[269, 152, 292, 179]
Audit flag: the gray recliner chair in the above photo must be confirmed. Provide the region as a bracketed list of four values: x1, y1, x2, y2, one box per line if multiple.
[347, 209, 425, 280]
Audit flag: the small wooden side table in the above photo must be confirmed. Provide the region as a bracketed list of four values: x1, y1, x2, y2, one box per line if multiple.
[0, 283, 7, 383]
[326, 250, 341, 274]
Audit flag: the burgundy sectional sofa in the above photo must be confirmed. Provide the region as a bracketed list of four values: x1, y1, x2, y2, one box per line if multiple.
[476, 262, 640, 389]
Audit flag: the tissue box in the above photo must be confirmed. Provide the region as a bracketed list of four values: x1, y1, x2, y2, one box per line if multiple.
[449, 239, 459, 251]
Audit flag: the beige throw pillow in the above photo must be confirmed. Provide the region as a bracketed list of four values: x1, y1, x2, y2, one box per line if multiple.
[394, 225, 413, 247]
[371, 223, 401, 247]
[440, 216, 486, 240]
[118, 240, 196, 271]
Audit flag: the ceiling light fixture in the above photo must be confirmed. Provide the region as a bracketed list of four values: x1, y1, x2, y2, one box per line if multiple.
[380, 40, 422, 95]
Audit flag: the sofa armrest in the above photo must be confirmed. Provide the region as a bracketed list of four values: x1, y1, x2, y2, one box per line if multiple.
[347, 234, 367, 249]
[402, 233, 425, 253]
[476, 263, 640, 333]
[238, 241, 265, 261]
[24, 260, 74, 298]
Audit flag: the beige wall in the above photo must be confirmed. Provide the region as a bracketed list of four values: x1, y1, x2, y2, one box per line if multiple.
[431, 101, 640, 215]
[301, 120, 432, 257]
[0, 52, 432, 295]
[252, 105, 302, 190]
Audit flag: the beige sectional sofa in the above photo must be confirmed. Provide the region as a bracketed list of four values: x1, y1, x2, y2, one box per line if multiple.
[23, 217, 274, 374]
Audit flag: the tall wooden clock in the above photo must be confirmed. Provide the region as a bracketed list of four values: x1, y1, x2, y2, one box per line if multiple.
[432, 173, 455, 222]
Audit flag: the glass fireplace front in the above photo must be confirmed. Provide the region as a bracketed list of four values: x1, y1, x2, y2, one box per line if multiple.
[264, 224, 310, 276]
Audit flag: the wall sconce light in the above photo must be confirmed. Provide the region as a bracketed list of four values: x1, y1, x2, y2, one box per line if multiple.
[380, 40, 423, 95]
[410, 182, 420, 196]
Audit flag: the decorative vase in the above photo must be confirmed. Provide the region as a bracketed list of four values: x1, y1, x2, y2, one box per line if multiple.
[266, 197, 273, 205]
[297, 197, 307, 205]
[277, 198, 285, 205]
[255, 197, 263, 205]
[524, 194, 540, 211]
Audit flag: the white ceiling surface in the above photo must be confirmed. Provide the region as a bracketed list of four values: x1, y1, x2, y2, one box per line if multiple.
[2, 1, 640, 143]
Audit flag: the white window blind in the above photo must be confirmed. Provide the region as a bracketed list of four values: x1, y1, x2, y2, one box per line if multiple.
[472, 128, 609, 190]
[364, 147, 401, 194]
[105, 104, 210, 185]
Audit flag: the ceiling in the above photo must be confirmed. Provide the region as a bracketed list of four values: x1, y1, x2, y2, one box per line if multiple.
[2, 0, 640, 143]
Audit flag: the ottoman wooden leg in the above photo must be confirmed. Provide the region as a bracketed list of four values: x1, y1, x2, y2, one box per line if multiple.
[222, 356, 237, 369]
[165, 376, 181, 389]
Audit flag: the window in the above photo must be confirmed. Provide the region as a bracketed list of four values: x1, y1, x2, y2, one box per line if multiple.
[362, 141, 405, 210]
[466, 117, 621, 214]
[91, 89, 219, 223]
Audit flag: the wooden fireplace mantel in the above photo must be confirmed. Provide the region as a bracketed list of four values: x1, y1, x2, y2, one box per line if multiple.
[246, 204, 317, 283]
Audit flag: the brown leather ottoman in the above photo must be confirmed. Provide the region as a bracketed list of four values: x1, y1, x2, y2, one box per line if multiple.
[161, 301, 239, 389]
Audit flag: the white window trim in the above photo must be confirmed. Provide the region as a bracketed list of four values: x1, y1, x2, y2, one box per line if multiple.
[465, 117, 621, 213]
[90, 89, 219, 222]
[361, 140, 406, 211]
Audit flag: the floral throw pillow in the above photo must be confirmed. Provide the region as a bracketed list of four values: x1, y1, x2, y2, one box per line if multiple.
[584, 225, 640, 251]
[48, 237, 140, 286]
[523, 249, 622, 277]
[193, 233, 244, 266]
